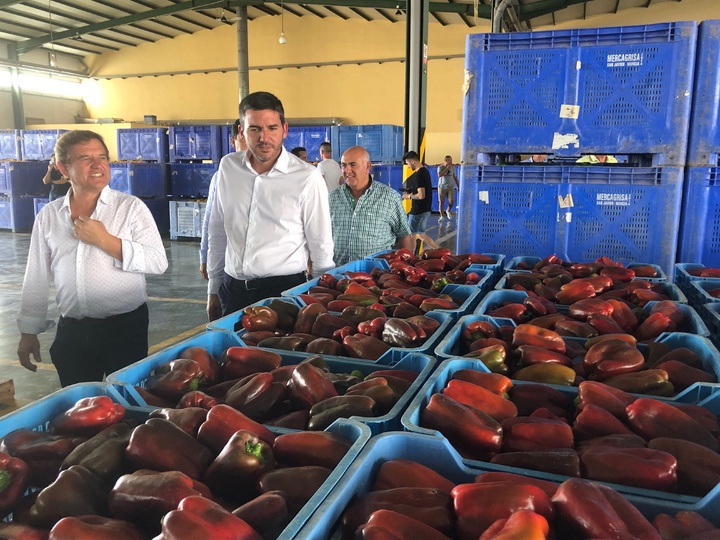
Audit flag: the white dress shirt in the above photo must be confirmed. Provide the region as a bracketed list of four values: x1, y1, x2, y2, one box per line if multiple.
[199, 171, 219, 264]
[17, 186, 169, 335]
[317, 158, 343, 194]
[207, 148, 335, 295]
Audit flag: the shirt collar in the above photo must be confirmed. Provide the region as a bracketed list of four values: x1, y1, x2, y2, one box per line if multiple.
[60, 185, 112, 213]
[241, 147, 292, 175]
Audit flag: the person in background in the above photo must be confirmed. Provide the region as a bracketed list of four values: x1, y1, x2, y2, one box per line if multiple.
[206, 91, 334, 321]
[316, 142, 343, 194]
[42, 153, 70, 201]
[329, 146, 413, 266]
[576, 154, 618, 164]
[436, 155, 459, 222]
[522, 154, 548, 163]
[16, 130, 168, 386]
[290, 146, 308, 162]
[199, 119, 245, 280]
[402, 151, 439, 252]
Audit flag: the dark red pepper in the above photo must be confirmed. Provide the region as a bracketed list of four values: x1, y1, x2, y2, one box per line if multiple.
[256, 466, 332, 514]
[157, 496, 262, 540]
[197, 404, 275, 453]
[49, 396, 125, 437]
[0, 451, 28, 519]
[221, 347, 282, 380]
[49, 516, 143, 540]
[272, 430, 351, 469]
[145, 359, 206, 403]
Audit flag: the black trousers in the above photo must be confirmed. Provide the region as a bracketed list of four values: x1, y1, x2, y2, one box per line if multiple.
[218, 271, 308, 319]
[50, 303, 149, 387]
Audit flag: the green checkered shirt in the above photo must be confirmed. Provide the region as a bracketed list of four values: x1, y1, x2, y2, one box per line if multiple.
[329, 180, 412, 266]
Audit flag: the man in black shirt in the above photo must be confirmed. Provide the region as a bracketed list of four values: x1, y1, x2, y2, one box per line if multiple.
[402, 151, 439, 252]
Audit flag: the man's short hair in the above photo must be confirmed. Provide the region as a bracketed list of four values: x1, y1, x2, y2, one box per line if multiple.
[445, 155, 452, 160]
[55, 130, 109, 165]
[232, 118, 241, 138]
[291, 147, 307, 157]
[239, 91, 285, 125]
[403, 150, 420, 161]
[320, 142, 332, 154]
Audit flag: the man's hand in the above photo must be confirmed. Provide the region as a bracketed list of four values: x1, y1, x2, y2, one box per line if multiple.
[199, 263, 208, 280]
[17, 334, 42, 372]
[73, 216, 123, 260]
[207, 294, 222, 322]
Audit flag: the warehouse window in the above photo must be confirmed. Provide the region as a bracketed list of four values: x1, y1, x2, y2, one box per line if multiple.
[18, 74, 83, 99]
[0, 70, 10, 90]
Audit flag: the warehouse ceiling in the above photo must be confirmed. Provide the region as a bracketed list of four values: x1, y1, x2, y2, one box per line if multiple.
[0, 0, 683, 59]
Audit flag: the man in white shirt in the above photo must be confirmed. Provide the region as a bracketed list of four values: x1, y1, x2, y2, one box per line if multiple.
[206, 91, 335, 321]
[316, 142, 343, 194]
[16, 130, 168, 386]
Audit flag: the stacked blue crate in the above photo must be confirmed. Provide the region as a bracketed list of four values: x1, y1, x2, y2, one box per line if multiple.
[116, 128, 168, 162]
[169, 125, 222, 163]
[109, 162, 169, 199]
[679, 20, 720, 267]
[285, 126, 331, 162]
[0, 130, 21, 160]
[459, 22, 697, 277]
[0, 162, 50, 231]
[20, 129, 68, 161]
[331, 125, 403, 164]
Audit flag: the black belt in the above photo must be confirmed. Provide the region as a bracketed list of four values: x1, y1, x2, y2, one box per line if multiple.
[60, 303, 148, 327]
[229, 272, 307, 291]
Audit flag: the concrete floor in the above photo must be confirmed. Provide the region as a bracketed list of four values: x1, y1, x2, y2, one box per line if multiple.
[0, 214, 456, 413]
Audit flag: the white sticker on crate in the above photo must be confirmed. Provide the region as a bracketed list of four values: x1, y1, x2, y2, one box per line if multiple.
[478, 191, 489, 204]
[606, 52, 644, 68]
[596, 193, 631, 206]
[559, 105, 580, 119]
[552, 132, 580, 149]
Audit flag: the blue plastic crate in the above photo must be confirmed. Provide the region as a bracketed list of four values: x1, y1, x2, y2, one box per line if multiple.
[462, 22, 697, 164]
[0, 195, 36, 232]
[294, 431, 720, 540]
[370, 164, 404, 191]
[20, 129, 68, 161]
[302, 126, 332, 163]
[564, 166, 684, 278]
[281, 259, 389, 297]
[0, 383, 131, 435]
[702, 303, 720, 346]
[675, 263, 720, 299]
[678, 167, 720, 267]
[0, 129, 21, 160]
[33, 197, 48, 217]
[116, 128, 169, 162]
[207, 296, 304, 333]
[141, 198, 170, 237]
[456, 165, 564, 261]
[330, 124, 403, 164]
[691, 279, 720, 307]
[168, 125, 222, 162]
[688, 20, 720, 166]
[109, 162, 168, 198]
[220, 124, 233, 157]
[0, 161, 51, 197]
[169, 162, 216, 198]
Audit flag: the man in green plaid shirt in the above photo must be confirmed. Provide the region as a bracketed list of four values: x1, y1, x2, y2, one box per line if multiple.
[329, 146, 413, 266]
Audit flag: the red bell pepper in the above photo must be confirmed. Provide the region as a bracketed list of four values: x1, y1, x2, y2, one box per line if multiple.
[356, 509, 452, 540]
[148, 407, 207, 437]
[109, 469, 211, 530]
[421, 394, 502, 459]
[473, 471, 558, 499]
[512, 324, 565, 354]
[501, 416, 574, 452]
[583, 338, 645, 381]
[224, 372, 286, 422]
[656, 360, 717, 390]
[626, 397, 718, 450]
[509, 384, 571, 419]
[442, 379, 517, 423]
[576, 380, 635, 419]
[60, 422, 132, 482]
[145, 359, 207, 403]
[308, 394, 377, 431]
[653, 510, 720, 540]
[180, 346, 220, 385]
[451, 482, 554, 540]
[371, 459, 455, 493]
[287, 361, 338, 409]
[265, 409, 310, 430]
[491, 449, 581, 477]
[343, 334, 391, 360]
[176, 390, 217, 410]
[272, 430, 351, 469]
[576, 433, 647, 454]
[572, 404, 637, 441]
[257, 465, 332, 514]
[479, 509, 550, 540]
[197, 404, 275, 453]
[648, 437, 720, 496]
[204, 430, 275, 501]
[157, 496, 261, 540]
[49, 396, 125, 437]
[452, 371, 512, 396]
[515, 345, 573, 368]
[382, 318, 426, 348]
[49, 516, 143, 540]
[551, 478, 661, 540]
[0, 523, 49, 539]
[0, 451, 28, 519]
[241, 305, 279, 332]
[232, 490, 289, 538]
[293, 302, 328, 334]
[580, 446, 678, 491]
[221, 347, 282, 379]
[125, 418, 214, 479]
[603, 369, 674, 396]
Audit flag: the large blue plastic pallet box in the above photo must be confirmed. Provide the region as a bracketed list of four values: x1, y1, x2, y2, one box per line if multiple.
[462, 22, 697, 164]
[0, 195, 36, 232]
[141, 198, 170, 237]
[0, 161, 51, 197]
[168, 125, 222, 162]
[20, 129, 68, 161]
[169, 162, 216, 198]
[116, 128, 169, 162]
[169, 200, 206, 239]
[370, 164, 404, 191]
[33, 197, 49, 217]
[677, 167, 720, 267]
[293, 430, 720, 539]
[331, 124, 403, 164]
[109, 162, 168, 198]
[687, 20, 720, 166]
[0, 130, 21, 160]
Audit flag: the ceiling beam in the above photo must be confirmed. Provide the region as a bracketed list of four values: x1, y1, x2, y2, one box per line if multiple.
[349, 7, 373, 21]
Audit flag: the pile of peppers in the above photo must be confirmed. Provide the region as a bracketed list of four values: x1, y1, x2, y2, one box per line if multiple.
[237, 299, 443, 361]
[134, 348, 419, 431]
[454, 319, 716, 395]
[418, 367, 720, 497]
[333, 453, 720, 539]
[0, 392, 356, 539]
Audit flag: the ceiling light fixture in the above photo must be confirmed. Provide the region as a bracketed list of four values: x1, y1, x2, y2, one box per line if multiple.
[48, 0, 57, 67]
[278, 0, 287, 44]
[395, 5, 402, 15]
[220, 13, 229, 23]
[71, 33, 83, 41]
